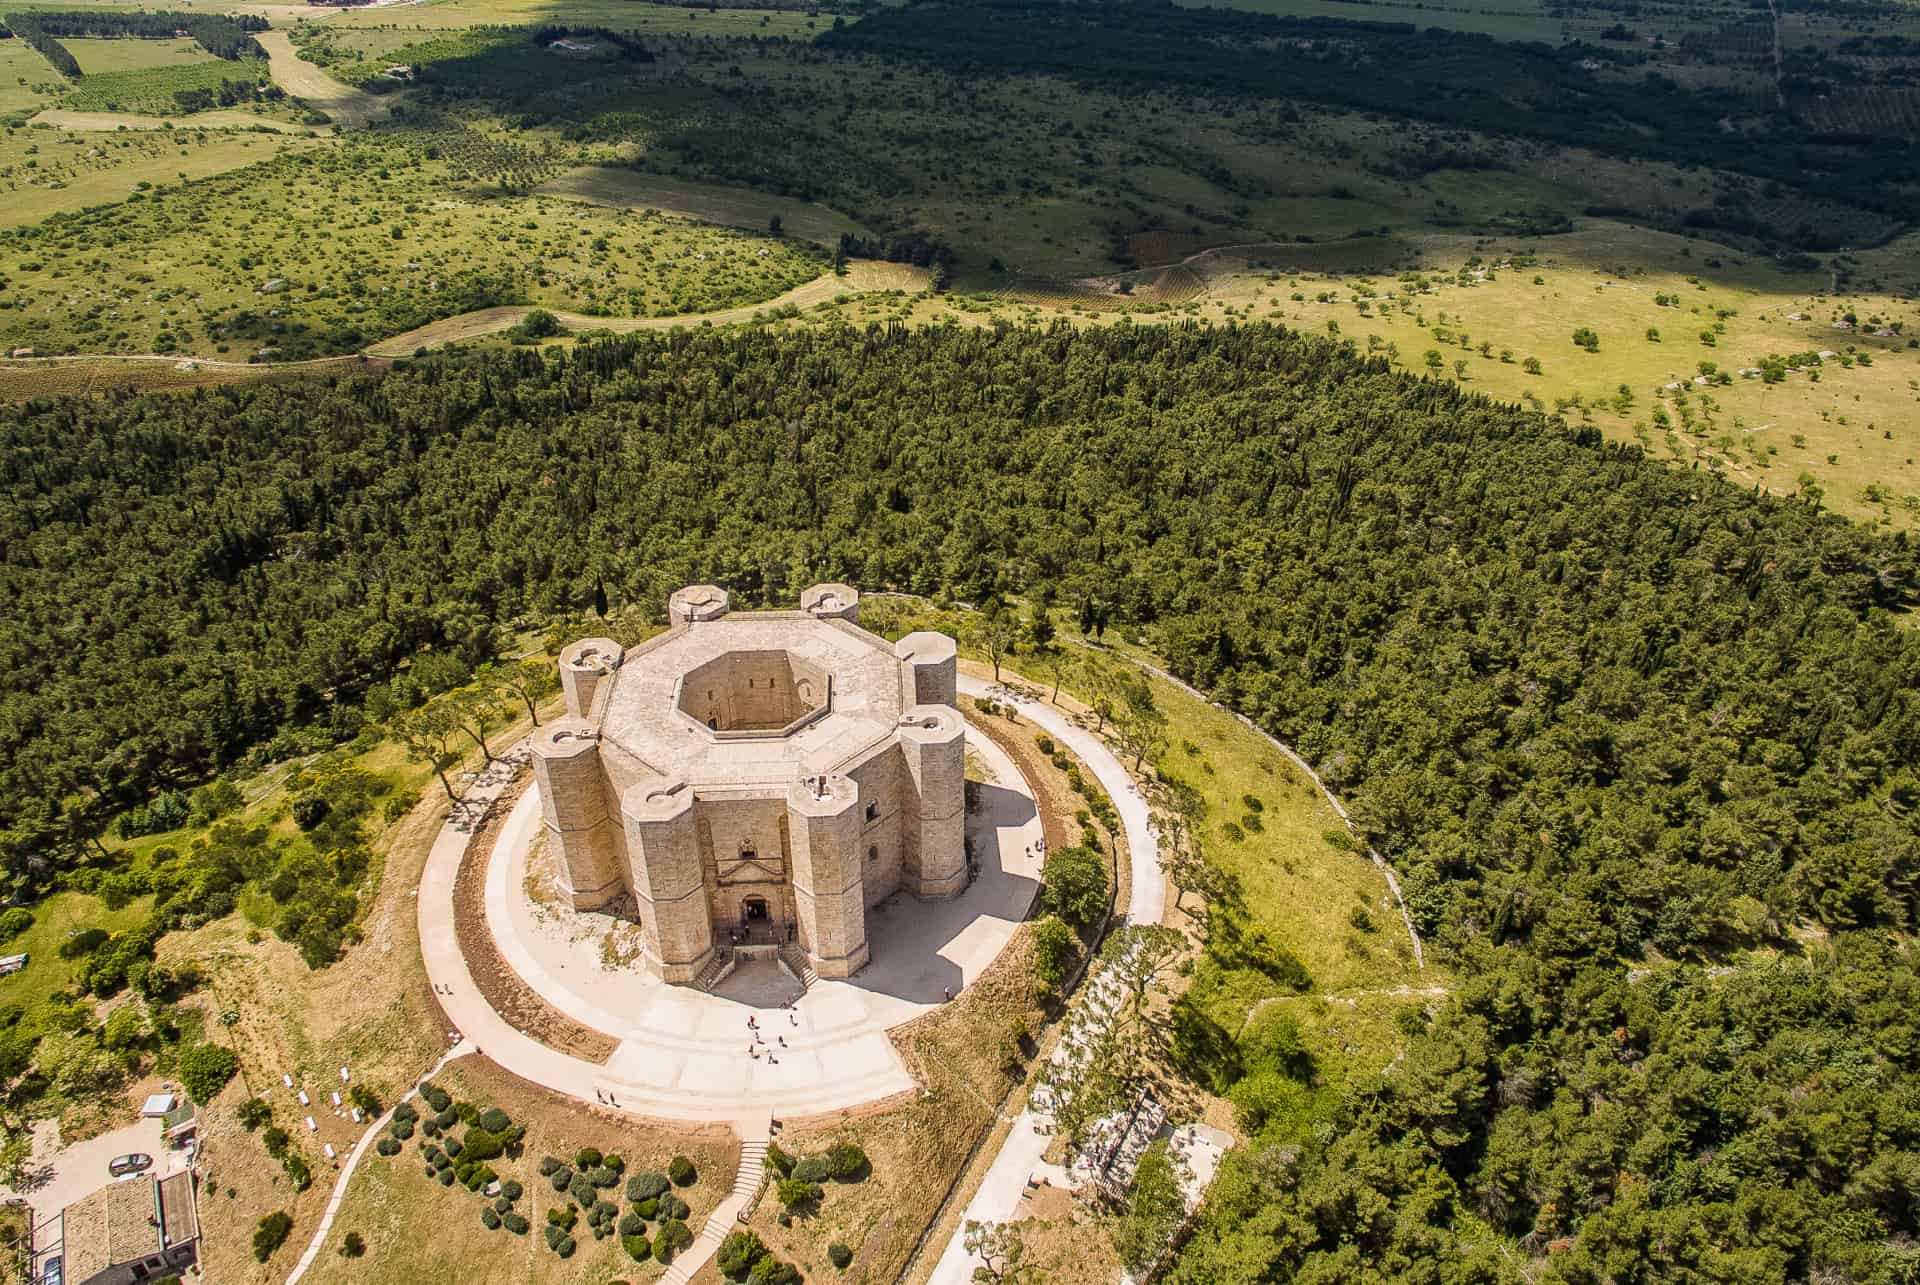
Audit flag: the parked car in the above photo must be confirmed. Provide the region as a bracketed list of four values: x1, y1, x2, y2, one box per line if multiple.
[107, 1153, 152, 1177]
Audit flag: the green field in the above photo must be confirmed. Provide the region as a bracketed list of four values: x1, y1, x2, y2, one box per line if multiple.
[0, 888, 155, 1016]
[62, 57, 271, 113]
[64, 35, 219, 74]
[539, 166, 871, 247]
[0, 126, 318, 228]
[0, 37, 62, 114]
[0, 137, 828, 357]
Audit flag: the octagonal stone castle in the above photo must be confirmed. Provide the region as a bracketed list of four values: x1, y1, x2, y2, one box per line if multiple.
[530, 584, 966, 984]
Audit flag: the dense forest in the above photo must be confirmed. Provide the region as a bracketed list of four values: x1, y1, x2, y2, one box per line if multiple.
[2, 325, 1918, 1276]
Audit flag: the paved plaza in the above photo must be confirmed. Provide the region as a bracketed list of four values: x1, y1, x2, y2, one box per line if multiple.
[421, 712, 1045, 1120]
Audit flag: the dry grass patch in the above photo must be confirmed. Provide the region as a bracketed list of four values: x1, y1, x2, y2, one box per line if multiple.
[307, 1058, 736, 1285]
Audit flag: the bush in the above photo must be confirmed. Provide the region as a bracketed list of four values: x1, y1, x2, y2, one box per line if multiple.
[420, 1083, 451, 1114]
[603, 1153, 625, 1173]
[571, 1174, 596, 1206]
[340, 1231, 365, 1258]
[1032, 915, 1075, 989]
[634, 1198, 659, 1219]
[828, 1142, 868, 1181]
[765, 1142, 795, 1176]
[657, 1193, 689, 1221]
[751, 1256, 802, 1285]
[551, 1166, 574, 1192]
[669, 1155, 696, 1186]
[349, 1084, 381, 1115]
[496, 1195, 514, 1214]
[620, 1211, 647, 1236]
[253, 1212, 293, 1262]
[375, 1137, 400, 1157]
[575, 1146, 603, 1169]
[263, 1127, 291, 1159]
[539, 1156, 562, 1176]
[481, 1206, 501, 1230]
[829, 1242, 853, 1270]
[284, 1154, 311, 1191]
[0, 908, 31, 940]
[627, 1171, 669, 1201]
[588, 1164, 619, 1188]
[434, 1107, 459, 1130]
[237, 1097, 271, 1130]
[479, 1107, 511, 1133]
[461, 1129, 506, 1164]
[500, 1179, 523, 1201]
[719, 1229, 768, 1278]
[655, 1218, 693, 1262]
[291, 794, 331, 830]
[775, 1178, 823, 1210]
[443, 1135, 463, 1159]
[502, 1212, 530, 1235]
[624, 1233, 653, 1262]
[389, 1118, 414, 1141]
[792, 1156, 832, 1184]
[178, 1042, 238, 1102]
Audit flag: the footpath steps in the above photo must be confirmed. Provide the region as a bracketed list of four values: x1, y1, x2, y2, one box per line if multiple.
[661, 1125, 770, 1285]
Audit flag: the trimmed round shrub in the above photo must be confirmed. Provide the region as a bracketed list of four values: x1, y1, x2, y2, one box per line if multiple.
[500, 1179, 523, 1201]
[392, 1102, 418, 1124]
[554, 1236, 576, 1258]
[421, 1084, 452, 1114]
[574, 1146, 603, 1170]
[829, 1242, 853, 1270]
[792, 1157, 831, 1184]
[495, 1196, 514, 1214]
[634, 1198, 659, 1219]
[434, 1107, 459, 1130]
[479, 1107, 511, 1133]
[657, 1194, 689, 1222]
[775, 1179, 823, 1210]
[623, 1233, 653, 1261]
[550, 1166, 574, 1192]
[588, 1165, 619, 1188]
[828, 1142, 869, 1181]
[539, 1156, 562, 1176]
[481, 1207, 501, 1230]
[765, 1142, 795, 1177]
[389, 1118, 414, 1141]
[627, 1172, 669, 1202]
[569, 1175, 596, 1207]
[603, 1153, 625, 1174]
[443, 1136, 463, 1159]
[654, 1219, 693, 1264]
[669, 1156, 696, 1187]
[751, 1257, 801, 1285]
[424, 1163, 437, 1179]
[502, 1212, 530, 1235]
[0, 908, 33, 941]
[619, 1211, 647, 1236]
[375, 1137, 400, 1157]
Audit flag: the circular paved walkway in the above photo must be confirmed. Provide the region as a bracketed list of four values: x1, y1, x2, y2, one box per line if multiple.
[418, 708, 1046, 1121]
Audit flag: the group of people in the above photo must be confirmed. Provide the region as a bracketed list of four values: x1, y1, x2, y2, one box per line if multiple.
[746, 1009, 798, 1062]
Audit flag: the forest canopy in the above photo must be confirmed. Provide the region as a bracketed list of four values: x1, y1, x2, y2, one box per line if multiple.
[2, 324, 1918, 1273]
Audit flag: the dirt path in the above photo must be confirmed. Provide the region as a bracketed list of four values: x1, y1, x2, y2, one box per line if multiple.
[363, 260, 924, 355]
[255, 29, 390, 129]
[29, 107, 311, 133]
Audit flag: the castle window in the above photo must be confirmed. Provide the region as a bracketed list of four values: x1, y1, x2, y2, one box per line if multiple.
[865, 802, 879, 822]
[868, 846, 878, 863]
[741, 845, 757, 863]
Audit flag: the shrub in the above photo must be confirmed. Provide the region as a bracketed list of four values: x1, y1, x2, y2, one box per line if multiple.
[434, 1107, 459, 1130]
[291, 794, 330, 830]
[237, 1097, 271, 1130]
[502, 1212, 530, 1235]
[603, 1152, 624, 1173]
[461, 1129, 505, 1164]
[828, 1142, 868, 1181]
[828, 1242, 853, 1270]
[551, 1166, 574, 1192]
[669, 1155, 696, 1186]
[349, 1084, 381, 1115]
[340, 1231, 365, 1258]
[575, 1146, 603, 1170]
[775, 1178, 822, 1210]
[751, 1256, 802, 1285]
[588, 1164, 619, 1188]
[284, 1154, 311, 1191]
[375, 1137, 400, 1157]
[623, 1233, 653, 1262]
[1035, 734, 1055, 755]
[570, 1174, 596, 1206]
[420, 1083, 451, 1113]
[59, 927, 109, 959]
[634, 1198, 659, 1219]
[420, 1118, 439, 1139]
[1032, 915, 1075, 989]
[620, 1211, 647, 1236]
[657, 1193, 689, 1221]
[479, 1107, 511, 1133]
[540, 1156, 563, 1176]
[792, 1156, 831, 1184]
[552, 1234, 576, 1258]
[481, 1206, 501, 1230]
[263, 1127, 291, 1159]
[655, 1218, 693, 1262]
[443, 1135, 463, 1159]
[437, 1169, 454, 1186]
[765, 1142, 795, 1176]
[253, 1212, 293, 1262]
[719, 1229, 768, 1278]
[500, 1179, 522, 1201]
[496, 1196, 514, 1214]
[627, 1171, 669, 1201]
[178, 1043, 238, 1102]
[0, 908, 32, 940]
[389, 1118, 414, 1141]
[547, 1205, 577, 1231]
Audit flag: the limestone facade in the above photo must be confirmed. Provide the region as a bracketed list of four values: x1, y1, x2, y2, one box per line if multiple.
[530, 584, 966, 983]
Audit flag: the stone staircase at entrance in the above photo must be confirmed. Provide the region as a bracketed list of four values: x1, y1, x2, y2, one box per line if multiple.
[777, 944, 817, 991]
[660, 1122, 770, 1285]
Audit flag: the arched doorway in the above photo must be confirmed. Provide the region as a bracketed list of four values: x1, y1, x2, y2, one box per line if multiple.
[742, 896, 770, 925]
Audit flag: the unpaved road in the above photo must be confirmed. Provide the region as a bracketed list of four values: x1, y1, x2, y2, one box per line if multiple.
[255, 29, 390, 129]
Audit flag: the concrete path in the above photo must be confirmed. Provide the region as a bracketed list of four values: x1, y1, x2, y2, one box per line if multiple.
[419, 721, 1044, 1121]
[926, 676, 1165, 1285]
[282, 1041, 476, 1285]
